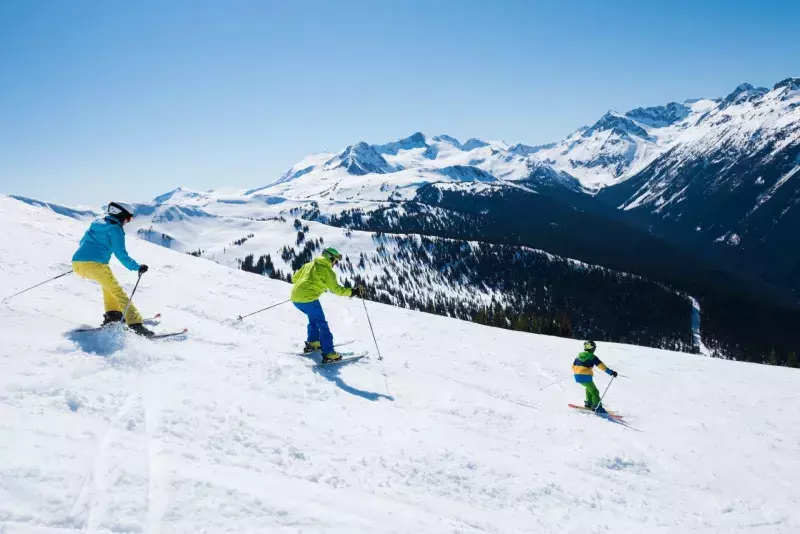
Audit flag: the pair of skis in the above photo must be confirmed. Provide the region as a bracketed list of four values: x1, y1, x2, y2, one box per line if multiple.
[72, 313, 188, 340]
[293, 340, 367, 368]
[568, 404, 624, 420]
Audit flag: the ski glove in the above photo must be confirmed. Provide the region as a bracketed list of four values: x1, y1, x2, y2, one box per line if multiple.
[350, 285, 365, 298]
[138, 264, 149, 275]
[611, 370, 618, 378]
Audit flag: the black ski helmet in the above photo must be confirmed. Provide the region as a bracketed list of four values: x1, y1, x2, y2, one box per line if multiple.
[107, 202, 135, 223]
[583, 340, 597, 352]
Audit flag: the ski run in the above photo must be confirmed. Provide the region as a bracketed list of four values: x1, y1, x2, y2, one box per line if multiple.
[1, 194, 799, 533]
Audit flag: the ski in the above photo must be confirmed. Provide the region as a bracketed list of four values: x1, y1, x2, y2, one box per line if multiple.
[568, 404, 624, 420]
[73, 314, 162, 333]
[71, 325, 188, 340]
[311, 354, 367, 368]
[73, 326, 107, 333]
[150, 328, 188, 340]
[295, 339, 355, 356]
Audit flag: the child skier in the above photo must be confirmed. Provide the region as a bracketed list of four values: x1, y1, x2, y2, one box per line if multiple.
[573, 340, 617, 413]
[291, 247, 364, 363]
[72, 202, 154, 337]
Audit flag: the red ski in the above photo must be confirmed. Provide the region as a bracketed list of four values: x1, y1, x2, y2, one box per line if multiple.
[568, 404, 624, 420]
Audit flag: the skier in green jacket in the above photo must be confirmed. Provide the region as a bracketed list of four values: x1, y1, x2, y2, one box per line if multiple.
[291, 247, 364, 363]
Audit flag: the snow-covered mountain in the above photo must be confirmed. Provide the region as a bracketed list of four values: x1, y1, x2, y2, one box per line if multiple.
[607, 79, 799, 216]
[531, 100, 719, 189]
[119, 77, 799, 239]
[242, 78, 800, 302]
[252, 79, 798, 222]
[258, 131, 579, 207]
[598, 78, 800, 295]
[3, 195, 800, 532]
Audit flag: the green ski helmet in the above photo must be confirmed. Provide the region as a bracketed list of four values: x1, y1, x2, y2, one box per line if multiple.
[584, 340, 597, 352]
[322, 247, 343, 262]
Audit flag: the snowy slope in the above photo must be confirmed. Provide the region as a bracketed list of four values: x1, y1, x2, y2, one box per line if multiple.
[2, 198, 800, 533]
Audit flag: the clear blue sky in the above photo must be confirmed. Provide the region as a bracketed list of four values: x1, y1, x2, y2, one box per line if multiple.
[1, 0, 798, 206]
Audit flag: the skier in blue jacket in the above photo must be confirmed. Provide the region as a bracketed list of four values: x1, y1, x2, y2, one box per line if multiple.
[72, 202, 153, 336]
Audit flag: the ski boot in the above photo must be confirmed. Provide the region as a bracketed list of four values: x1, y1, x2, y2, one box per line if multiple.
[129, 323, 155, 338]
[584, 400, 593, 409]
[594, 404, 608, 414]
[303, 341, 322, 354]
[102, 311, 124, 326]
[321, 352, 342, 364]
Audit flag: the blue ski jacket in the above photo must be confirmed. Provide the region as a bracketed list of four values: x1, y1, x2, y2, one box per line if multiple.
[72, 216, 141, 271]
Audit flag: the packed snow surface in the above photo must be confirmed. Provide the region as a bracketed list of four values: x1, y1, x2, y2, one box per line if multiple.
[1, 195, 799, 533]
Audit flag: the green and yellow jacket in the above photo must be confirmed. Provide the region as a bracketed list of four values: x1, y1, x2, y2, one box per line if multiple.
[572, 351, 614, 384]
[290, 256, 352, 303]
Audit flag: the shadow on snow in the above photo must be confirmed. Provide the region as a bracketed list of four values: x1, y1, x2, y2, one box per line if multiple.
[313, 360, 394, 402]
[64, 326, 128, 356]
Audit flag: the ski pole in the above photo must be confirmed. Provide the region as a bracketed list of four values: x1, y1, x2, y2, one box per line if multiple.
[2, 270, 74, 302]
[237, 299, 291, 321]
[540, 377, 568, 391]
[595, 376, 615, 412]
[361, 296, 383, 361]
[361, 295, 390, 395]
[121, 271, 144, 322]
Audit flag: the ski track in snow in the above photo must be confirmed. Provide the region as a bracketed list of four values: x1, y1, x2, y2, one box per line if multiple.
[1, 195, 800, 533]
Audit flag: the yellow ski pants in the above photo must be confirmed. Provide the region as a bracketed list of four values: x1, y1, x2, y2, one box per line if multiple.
[72, 261, 143, 325]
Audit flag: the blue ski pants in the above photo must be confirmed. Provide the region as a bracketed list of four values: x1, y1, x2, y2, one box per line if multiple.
[293, 300, 334, 354]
